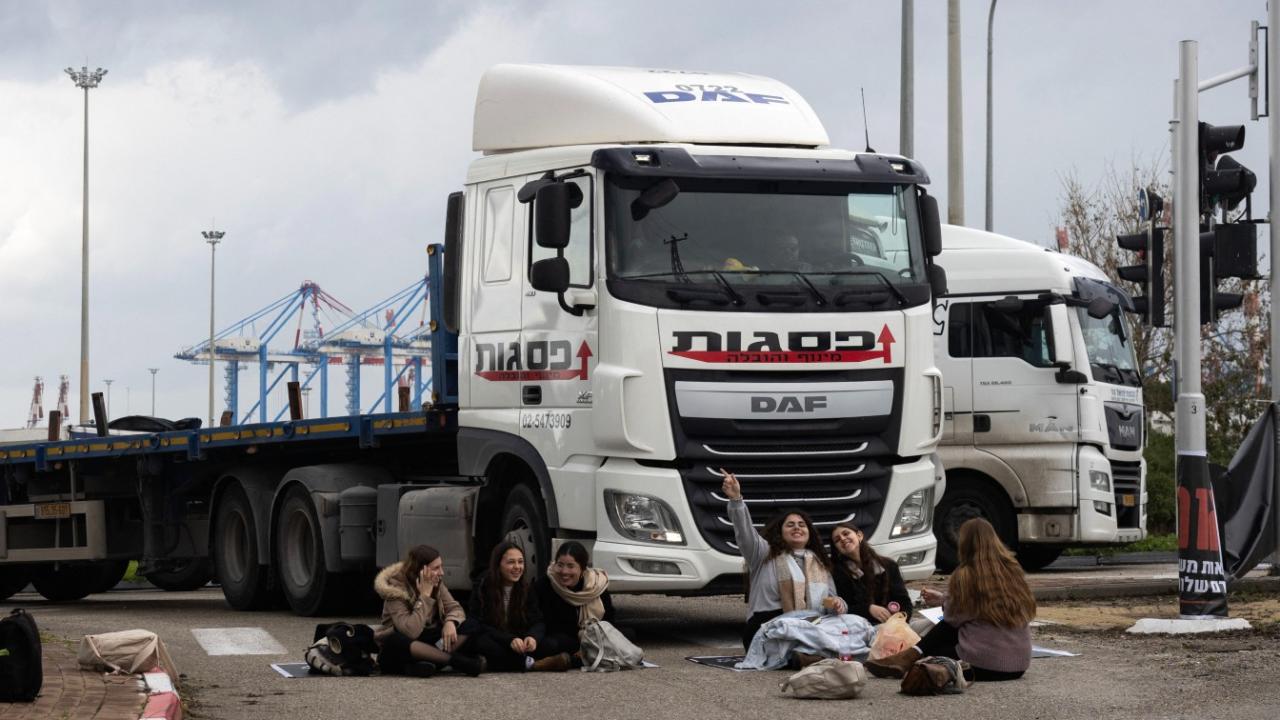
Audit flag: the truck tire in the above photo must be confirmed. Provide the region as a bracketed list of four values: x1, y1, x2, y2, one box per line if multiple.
[146, 559, 214, 591]
[933, 484, 1016, 573]
[213, 483, 276, 610]
[31, 563, 101, 602]
[1016, 545, 1064, 572]
[0, 567, 31, 601]
[275, 485, 345, 616]
[501, 485, 551, 581]
[88, 560, 131, 594]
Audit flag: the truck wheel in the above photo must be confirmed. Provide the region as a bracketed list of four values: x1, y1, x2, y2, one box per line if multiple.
[88, 560, 131, 594]
[1016, 545, 1064, 572]
[31, 564, 98, 602]
[213, 483, 275, 610]
[501, 485, 551, 581]
[933, 484, 1016, 573]
[146, 559, 214, 591]
[0, 567, 31, 601]
[275, 485, 343, 616]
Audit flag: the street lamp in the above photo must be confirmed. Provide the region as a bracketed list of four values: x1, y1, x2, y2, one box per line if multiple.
[203, 229, 225, 427]
[103, 378, 113, 420]
[65, 64, 107, 426]
[985, 0, 998, 232]
[149, 368, 159, 416]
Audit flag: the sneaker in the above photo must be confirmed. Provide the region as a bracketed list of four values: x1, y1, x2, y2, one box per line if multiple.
[404, 661, 437, 678]
[530, 652, 573, 672]
[449, 653, 486, 677]
[866, 647, 921, 679]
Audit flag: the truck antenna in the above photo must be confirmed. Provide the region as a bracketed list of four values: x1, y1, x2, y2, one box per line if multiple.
[860, 87, 875, 153]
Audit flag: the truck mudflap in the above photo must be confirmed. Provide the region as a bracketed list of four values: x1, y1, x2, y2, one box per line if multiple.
[0, 500, 108, 562]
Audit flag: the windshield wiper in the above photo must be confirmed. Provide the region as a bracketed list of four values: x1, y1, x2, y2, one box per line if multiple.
[808, 270, 909, 306]
[709, 271, 746, 306]
[625, 270, 745, 306]
[791, 272, 828, 306]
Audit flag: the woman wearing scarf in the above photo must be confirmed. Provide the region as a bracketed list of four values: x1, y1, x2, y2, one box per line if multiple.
[830, 522, 914, 625]
[721, 469, 847, 652]
[531, 541, 615, 671]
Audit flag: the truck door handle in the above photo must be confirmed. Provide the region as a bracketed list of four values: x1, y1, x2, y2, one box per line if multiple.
[522, 386, 542, 406]
[973, 414, 991, 432]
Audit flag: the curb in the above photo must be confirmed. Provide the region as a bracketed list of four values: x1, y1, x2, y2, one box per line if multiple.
[1031, 574, 1280, 601]
[139, 667, 182, 720]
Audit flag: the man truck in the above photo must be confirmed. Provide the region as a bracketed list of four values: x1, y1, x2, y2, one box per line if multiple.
[931, 225, 1147, 571]
[0, 64, 946, 615]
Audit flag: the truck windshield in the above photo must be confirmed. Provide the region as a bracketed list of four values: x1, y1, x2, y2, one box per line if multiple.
[605, 179, 930, 311]
[1076, 308, 1141, 387]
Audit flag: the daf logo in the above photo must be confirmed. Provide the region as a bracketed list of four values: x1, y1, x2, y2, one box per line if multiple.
[750, 395, 828, 413]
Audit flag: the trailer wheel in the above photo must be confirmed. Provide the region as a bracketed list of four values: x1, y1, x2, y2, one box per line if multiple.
[1016, 545, 1064, 572]
[213, 483, 275, 610]
[933, 483, 1016, 573]
[88, 560, 131, 594]
[0, 567, 31, 601]
[275, 485, 343, 616]
[31, 564, 100, 602]
[146, 559, 214, 591]
[501, 485, 551, 581]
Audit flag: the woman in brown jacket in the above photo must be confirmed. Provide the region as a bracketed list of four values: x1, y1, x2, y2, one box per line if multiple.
[374, 544, 485, 676]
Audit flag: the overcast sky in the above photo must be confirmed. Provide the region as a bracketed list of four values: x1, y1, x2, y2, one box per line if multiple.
[0, 0, 1270, 428]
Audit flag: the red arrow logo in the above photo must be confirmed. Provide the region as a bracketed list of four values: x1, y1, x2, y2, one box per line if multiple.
[576, 341, 593, 380]
[475, 341, 593, 382]
[877, 324, 895, 365]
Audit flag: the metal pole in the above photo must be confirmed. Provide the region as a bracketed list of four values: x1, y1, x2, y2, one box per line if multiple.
[80, 85, 90, 425]
[148, 368, 158, 416]
[985, 0, 997, 231]
[947, 0, 965, 225]
[203, 230, 225, 427]
[1268, 0, 1280, 574]
[103, 378, 113, 420]
[899, 0, 914, 158]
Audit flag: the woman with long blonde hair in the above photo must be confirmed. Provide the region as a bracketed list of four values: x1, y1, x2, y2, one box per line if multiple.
[867, 518, 1034, 681]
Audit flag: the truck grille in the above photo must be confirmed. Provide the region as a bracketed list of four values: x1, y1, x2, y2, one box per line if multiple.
[1111, 460, 1141, 529]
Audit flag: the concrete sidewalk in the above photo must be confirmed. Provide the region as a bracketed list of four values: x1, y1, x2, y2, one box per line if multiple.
[0, 640, 146, 720]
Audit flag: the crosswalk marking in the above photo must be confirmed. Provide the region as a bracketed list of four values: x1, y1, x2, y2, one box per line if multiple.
[192, 627, 288, 656]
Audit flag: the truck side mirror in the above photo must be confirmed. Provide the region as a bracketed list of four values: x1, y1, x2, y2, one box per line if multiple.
[928, 263, 947, 296]
[919, 193, 942, 257]
[530, 257, 570, 293]
[1047, 303, 1073, 365]
[442, 191, 464, 333]
[1086, 296, 1116, 319]
[535, 183, 574, 249]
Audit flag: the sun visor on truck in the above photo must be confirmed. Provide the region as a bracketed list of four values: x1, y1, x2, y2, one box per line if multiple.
[591, 147, 930, 186]
[473, 64, 830, 153]
[1073, 276, 1135, 312]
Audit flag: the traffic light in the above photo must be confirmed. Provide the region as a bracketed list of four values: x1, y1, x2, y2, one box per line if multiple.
[1198, 122, 1251, 215]
[1116, 225, 1166, 327]
[1198, 224, 1259, 324]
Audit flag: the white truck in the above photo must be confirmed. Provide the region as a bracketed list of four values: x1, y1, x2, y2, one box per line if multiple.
[931, 225, 1147, 571]
[0, 64, 948, 614]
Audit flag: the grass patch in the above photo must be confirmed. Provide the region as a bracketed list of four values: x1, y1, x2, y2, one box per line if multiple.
[1063, 533, 1177, 557]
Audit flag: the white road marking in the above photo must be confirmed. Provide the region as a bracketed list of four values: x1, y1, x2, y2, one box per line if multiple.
[191, 627, 288, 656]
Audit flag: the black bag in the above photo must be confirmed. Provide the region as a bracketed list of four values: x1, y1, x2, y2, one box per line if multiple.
[305, 623, 378, 676]
[0, 609, 42, 702]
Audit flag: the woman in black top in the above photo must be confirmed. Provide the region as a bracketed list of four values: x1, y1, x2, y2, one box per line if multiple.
[531, 541, 616, 671]
[829, 523, 913, 624]
[468, 541, 546, 672]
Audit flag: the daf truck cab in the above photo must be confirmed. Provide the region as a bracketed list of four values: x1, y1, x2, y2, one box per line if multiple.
[932, 225, 1146, 571]
[452, 64, 948, 588]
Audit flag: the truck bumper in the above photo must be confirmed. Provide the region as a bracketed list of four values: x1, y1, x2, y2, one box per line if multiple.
[585, 456, 939, 592]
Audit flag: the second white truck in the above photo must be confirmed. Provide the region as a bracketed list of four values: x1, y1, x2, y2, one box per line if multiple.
[932, 225, 1147, 571]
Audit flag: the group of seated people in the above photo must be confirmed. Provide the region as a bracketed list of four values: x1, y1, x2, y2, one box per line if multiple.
[373, 468, 1034, 682]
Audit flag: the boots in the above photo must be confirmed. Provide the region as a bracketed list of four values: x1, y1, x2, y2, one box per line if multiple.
[865, 647, 921, 678]
[530, 652, 573, 672]
[404, 661, 437, 678]
[448, 652, 486, 677]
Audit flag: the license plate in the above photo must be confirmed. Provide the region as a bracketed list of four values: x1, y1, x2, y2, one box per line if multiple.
[34, 502, 71, 520]
[1121, 494, 1136, 508]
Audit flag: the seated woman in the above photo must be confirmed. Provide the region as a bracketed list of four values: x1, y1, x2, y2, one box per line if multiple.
[829, 522, 913, 625]
[532, 541, 615, 671]
[468, 542, 546, 672]
[866, 518, 1034, 682]
[720, 469, 846, 652]
[373, 544, 485, 677]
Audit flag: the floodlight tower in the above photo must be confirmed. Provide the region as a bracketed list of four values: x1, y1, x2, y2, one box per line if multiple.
[203, 229, 225, 426]
[65, 64, 107, 425]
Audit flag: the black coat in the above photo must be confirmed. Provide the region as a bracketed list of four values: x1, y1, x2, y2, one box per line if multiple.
[832, 558, 913, 623]
[468, 576, 545, 645]
[533, 575, 615, 638]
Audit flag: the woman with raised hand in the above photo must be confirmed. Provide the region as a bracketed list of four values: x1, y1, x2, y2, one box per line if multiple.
[468, 541, 546, 672]
[829, 522, 914, 625]
[721, 469, 846, 652]
[531, 541, 616, 671]
[373, 544, 485, 677]
[866, 518, 1034, 682]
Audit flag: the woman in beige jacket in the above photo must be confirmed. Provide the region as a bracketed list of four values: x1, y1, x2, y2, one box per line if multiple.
[374, 544, 485, 676]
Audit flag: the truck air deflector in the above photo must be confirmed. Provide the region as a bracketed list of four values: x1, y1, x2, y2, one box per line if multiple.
[592, 147, 930, 185]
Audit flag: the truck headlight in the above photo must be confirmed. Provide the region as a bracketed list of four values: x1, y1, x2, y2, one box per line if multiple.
[890, 487, 934, 538]
[604, 491, 685, 545]
[1089, 470, 1111, 492]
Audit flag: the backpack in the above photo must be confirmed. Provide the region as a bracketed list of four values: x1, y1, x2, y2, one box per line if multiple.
[304, 623, 378, 677]
[779, 659, 868, 699]
[900, 656, 973, 696]
[0, 609, 42, 702]
[579, 620, 644, 672]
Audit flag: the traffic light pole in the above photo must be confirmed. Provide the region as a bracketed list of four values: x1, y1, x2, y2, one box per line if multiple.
[1174, 41, 1231, 618]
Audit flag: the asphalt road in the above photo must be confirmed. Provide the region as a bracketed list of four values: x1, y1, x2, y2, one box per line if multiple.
[11, 585, 1280, 720]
